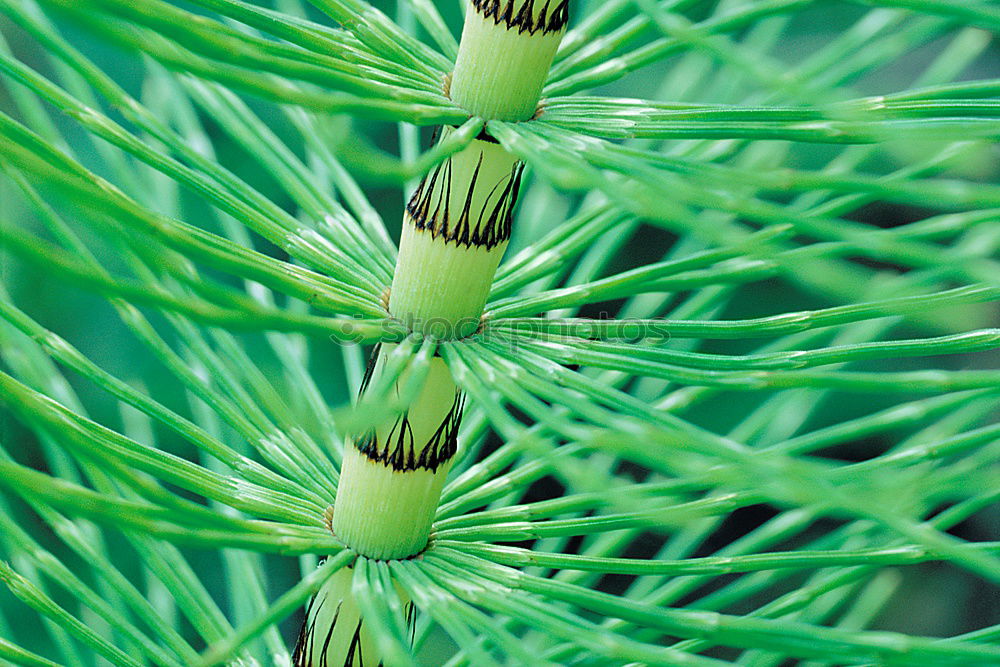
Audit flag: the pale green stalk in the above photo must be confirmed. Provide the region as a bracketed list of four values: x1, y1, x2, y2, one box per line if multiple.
[315, 1, 570, 662]
[1, 1, 999, 665]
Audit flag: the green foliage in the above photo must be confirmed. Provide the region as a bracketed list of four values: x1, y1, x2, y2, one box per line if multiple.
[0, 0, 998, 664]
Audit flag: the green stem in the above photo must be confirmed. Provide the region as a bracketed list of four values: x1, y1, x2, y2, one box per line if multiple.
[450, 0, 569, 121]
[316, 1, 569, 661]
[389, 131, 524, 338]
[331, 0, 569, 561]
[332, 348, 463, 559]
[293, 562, 412, 666]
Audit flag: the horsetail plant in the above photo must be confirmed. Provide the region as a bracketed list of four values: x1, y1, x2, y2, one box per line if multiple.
[324, 6, 566, 659]
[1, 0, 1000, 666]
[335, 0, 566, 560]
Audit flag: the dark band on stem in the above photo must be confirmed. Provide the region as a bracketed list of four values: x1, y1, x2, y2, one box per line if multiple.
[356, 345, 465, 472]
[471, 0, 570, 35]
[294, 571, 416, 666]
[357, 391, 465, 472]
[293, 592, 351, 666]
[406, 153, 524, 250]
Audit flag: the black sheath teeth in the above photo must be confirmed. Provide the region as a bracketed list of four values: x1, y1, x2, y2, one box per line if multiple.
[294, 563, 416, 666]
[357, 391, 466, 472]
[406, 152, 524, 250]
[358, 343, 381, 395]
[471, 0, 570, 34]
[356, 343, 464, 472]
[294, 591, 352, 667]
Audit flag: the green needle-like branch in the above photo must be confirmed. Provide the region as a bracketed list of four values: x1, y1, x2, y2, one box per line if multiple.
[1, 0, 998, 665]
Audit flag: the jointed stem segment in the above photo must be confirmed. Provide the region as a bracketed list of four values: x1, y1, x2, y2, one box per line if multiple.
[332, 351, 462, 560]
[332, 0, 568, 560]
[309, 2, 568, 662]
[452, 1, 570, 120]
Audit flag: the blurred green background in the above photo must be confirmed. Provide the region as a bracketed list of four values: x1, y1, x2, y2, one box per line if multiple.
[1, 0, 998, 658]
